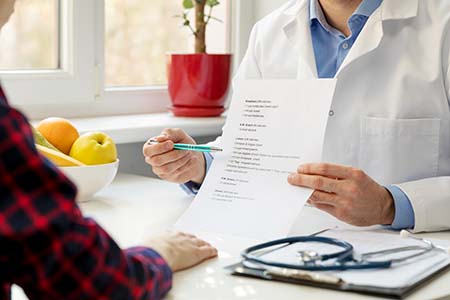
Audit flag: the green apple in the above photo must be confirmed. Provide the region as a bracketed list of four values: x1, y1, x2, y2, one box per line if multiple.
[69, 132, 117, 165]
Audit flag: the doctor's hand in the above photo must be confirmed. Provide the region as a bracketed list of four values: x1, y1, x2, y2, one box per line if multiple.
[288, 163, 395, 227]
[142, 128, 206, 184]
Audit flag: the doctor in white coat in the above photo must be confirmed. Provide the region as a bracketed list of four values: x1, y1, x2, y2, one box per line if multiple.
[143, 0, 450, 233]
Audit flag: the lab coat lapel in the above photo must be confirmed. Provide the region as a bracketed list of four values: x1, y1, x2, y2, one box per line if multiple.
[335, 7, 383, 77]
[335, 0, 419, 77]
[283, 0, 318, 79]
[282, 0, 419, 79]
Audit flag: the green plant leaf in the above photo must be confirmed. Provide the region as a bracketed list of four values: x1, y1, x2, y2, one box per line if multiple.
[183, 0, 194, 9]
[206, 0, 220, 7]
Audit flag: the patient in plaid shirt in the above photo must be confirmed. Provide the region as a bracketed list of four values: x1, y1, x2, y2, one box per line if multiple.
[0, 1, 217, 299]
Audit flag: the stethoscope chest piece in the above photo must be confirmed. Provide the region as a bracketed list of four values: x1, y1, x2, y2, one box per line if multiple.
[296, 250, 321, 263]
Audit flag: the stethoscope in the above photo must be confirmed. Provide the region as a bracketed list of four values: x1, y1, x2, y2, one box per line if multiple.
[241, 230, 450, 272]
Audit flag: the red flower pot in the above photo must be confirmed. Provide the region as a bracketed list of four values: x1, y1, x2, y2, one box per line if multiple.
[166, 53, 232, 117]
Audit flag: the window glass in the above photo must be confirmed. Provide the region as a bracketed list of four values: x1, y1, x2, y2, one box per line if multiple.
[0, 0, 59, 70]
[105, 0, 228, 87]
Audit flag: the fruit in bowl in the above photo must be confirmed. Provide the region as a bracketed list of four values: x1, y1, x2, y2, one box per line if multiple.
[70, 132, 117, 165]
[33, 118, 119, 201]
[37, 117, 80, 155]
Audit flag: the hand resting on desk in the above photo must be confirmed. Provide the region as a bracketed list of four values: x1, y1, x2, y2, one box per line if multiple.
[147, 231, 218, 272]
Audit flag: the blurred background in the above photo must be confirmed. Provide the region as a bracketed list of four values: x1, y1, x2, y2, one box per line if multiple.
[0, 0, 58, 70]
[0, 0, 228, 87]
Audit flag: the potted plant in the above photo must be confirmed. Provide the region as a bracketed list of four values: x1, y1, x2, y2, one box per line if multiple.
[167, 0, 232, 117]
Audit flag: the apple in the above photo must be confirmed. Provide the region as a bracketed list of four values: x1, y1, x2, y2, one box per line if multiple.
[69, 132, 117, 165]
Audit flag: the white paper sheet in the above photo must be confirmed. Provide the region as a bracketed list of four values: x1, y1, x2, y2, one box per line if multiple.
[175, 80, 337, 240]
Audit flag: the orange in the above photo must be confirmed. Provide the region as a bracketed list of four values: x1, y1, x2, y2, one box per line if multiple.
[37, 117, 79, 155]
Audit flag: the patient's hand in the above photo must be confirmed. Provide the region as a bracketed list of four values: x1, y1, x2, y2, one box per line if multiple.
[143, 128, 206, 184]
[146, 231, 218, 272]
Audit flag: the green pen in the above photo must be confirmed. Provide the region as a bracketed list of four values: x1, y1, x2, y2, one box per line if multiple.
[148, 140, 223, 153]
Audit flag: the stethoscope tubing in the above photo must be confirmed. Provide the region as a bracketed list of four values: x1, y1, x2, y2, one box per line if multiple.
[242, 236, 353, 260]
[241, 236, 393, 271]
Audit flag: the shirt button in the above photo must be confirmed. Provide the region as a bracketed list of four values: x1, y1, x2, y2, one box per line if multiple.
[329, 110, 335, 117]
[342, 42, 349, 50]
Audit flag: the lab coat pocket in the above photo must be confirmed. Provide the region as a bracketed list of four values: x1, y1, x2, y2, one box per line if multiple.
[359, 117, 440, 185]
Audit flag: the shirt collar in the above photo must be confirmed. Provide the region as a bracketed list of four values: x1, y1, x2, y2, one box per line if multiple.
[354, 0, 383, 17]
[309, 0, 383, 23]
[309, 0, 338, 35]
[309, 0, 323, 23]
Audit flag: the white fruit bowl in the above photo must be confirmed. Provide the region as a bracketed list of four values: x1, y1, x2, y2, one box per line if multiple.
[60, 160, 119, 202]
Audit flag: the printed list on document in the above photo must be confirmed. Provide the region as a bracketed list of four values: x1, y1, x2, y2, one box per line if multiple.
[176, 80, 337, 240]
[216, 100, 302, 202]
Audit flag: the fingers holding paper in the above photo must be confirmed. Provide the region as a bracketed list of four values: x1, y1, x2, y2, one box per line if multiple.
[288, 163, 395, 227]
[142, 128, 206, 184]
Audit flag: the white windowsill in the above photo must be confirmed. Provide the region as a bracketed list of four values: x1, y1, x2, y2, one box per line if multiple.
[32, 113, 226, 144]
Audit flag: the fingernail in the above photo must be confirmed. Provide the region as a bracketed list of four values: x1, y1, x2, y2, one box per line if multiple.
[298, 165, 305, 173]
[288, 174, 295, 181]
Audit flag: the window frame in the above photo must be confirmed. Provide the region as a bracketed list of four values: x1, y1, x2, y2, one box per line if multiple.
[1, 0, 236, 119]
[2, 0, 99, 110]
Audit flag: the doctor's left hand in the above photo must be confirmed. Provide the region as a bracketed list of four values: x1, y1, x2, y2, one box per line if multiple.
[288, 163, 395, 227]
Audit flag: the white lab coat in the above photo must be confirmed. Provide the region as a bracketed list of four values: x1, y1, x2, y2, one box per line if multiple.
[219, 0, 450, 232]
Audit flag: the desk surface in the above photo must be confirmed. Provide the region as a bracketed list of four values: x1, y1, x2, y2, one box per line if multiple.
[12, 173, 450, 300]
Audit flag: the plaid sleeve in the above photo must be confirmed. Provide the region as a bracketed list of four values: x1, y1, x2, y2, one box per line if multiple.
[0, 90, 172, 300]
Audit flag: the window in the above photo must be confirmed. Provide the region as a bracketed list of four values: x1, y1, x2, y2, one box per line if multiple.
[105, 0, 230, 87]
[0, 0, 59, 70]
[1, 0, 231, 117]
[1, 0, 98, 109]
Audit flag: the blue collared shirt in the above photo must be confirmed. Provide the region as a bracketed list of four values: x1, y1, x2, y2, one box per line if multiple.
[182, 0, 415, 230]
[310, 0, 382, 78]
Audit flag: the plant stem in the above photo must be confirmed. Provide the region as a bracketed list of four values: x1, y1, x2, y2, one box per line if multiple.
[205, 5, 213, 25]
[195, 0, 207, 53]
[187, 23, 197, 37]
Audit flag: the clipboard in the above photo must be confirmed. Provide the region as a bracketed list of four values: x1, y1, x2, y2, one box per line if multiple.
[225, 260, 450, 299]
[225, 229, 450, 299]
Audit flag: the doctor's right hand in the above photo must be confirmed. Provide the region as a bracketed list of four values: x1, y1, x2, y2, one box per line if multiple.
[143, 128, 206, 184]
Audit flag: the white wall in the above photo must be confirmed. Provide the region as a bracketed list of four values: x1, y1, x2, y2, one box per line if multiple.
[253, 0, 290, 21]
[232, 0, 290, 66]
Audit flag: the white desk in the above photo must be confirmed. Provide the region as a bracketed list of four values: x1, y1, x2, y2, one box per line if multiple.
[12, 173, 450, 300]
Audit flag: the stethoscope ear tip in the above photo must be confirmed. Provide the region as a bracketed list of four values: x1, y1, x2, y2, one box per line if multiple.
[400, 230, 411, 239]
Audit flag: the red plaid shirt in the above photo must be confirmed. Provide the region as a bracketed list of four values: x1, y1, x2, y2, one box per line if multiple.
[0, 85, 172, 300]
